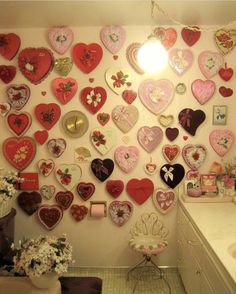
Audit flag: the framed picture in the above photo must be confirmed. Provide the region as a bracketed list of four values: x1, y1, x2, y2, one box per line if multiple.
[201, 174, 217, 194]
[213, 105, 227, 125]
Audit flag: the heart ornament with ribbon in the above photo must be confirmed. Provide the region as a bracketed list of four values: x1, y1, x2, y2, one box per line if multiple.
[137, 126, 163, 153]
[105, 67, 132, 94]
[182, 144, 207, 170]
[51, 78, 78, 105]
[168, 48, 193, 75]
[90, 128, 115, 155]
[160, 164, 185, 189]
[112, 105, 139, 133]
[91, 158, 114, 182]
[178, 108, 206, 136]
[153, 188, 177, 214]
[80, 86, 107, 114]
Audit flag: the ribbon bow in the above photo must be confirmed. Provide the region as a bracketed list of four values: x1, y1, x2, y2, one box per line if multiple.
[162, 166, 174, 182]
[179, 109, 192, 127]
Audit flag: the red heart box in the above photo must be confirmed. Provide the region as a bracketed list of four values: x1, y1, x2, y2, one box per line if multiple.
[126, 178, 154, 205]
[6, 111, 32, 137]
[55, 191, 74, 210]
[80, 86, 107, 114]
[0, 33, 21, 60]
[106, 180, 124, 198]
[77, 182, 95, 201]
[34, 130, 49, 145]
[51, 77, 78, 105]
[35, 103, 61, 130]
[181, 26, 201, 46]
[219, 86, 233, 97]
[0, 65, 16, 84]
[70, 204, 88, 222]
[218, 63, 233, 81]
[17, 191, 42, 215]
[37, 204, 63, 230]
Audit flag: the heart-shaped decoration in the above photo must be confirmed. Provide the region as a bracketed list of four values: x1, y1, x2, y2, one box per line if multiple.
[137, 126, 163, 153]
[158, 114, 174, 127]
[55, 164, 81, 191]
[91, 158, 114, 182]
[37, 204, 63, 230]
[191, 79, 216, 105]
[106, 180, 124, 198]
[6, 111, 32, 137]
[209, 129, 234, 157]
[73, 43, 103, 73]
[139, 79, 174, 114]
[48, 26, 73, 54]
[186, 170, 200, 180]
[2, 137, 36, 171]
[215, 29, 236, 55]
[165, 128, 179, 141]
[100, 26, 126, 54]
[17, 191, 42, 215]
[122, 89, 137, 104]
[114, 146, 139, 173]
[55, 191, 74, 210]
[153, 189, 177, 215]
[6, 84, 30, 110]
[0, 103, 11, 117]
[54, 57, 73, 76]
[77, 182, 95, 201]
[182, 144, 207, 170]
[178, 108, 206, 136]
[154, 27, 177, 49]
[38, 159, 55, 177]
[109, 201, 133, 226]
[126, 43, 144, 74]
[0, 65, 16, 84]
[52, 78, 78, 105]
[126, 178, 154, 205]
[160, 164, 185, 189]
[219, 86, 233, 97]
[143, 161, 158, 175]
[0, 33, 21, 60]
[183, 136, 188, 141]
[70, 204, 88, 222]
[47, 138, 66, 158]
[18, 47, 54, 84]
[97, 112, 110, 126]
[81, 86, 107, 114]
[91, 128, 115, 155]
[168, 48, 193, 75]
[112, 105, 138, 133]
[105, 67, 132, 95]
[218, 63, 233, 81]
[34, 130, 48, 145]
[40, 185, 56, 200]
[181, 26, 201, 46]
[162, 144, 180, 163]
[198, 51, 224, 79]
[35, 103, 61, 130]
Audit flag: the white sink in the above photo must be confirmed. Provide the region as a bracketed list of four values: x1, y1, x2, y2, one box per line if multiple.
[227, 243, 236, 259]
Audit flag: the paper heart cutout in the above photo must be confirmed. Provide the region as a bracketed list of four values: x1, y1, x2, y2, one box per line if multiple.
[6, 84, 30, 110]
[178, 108, 206, 136]
[165, 128, 179, 141]
[73, 43, 103, 73]
[215, 29, 236, 55]
[0, 103, 11, 117]
[168, 48, 193, 75]
[40, 185, 56, 200]
[181, 27, 201, 46]
[198, 51, 224, 79]
[162, 144, 180, 163]
[218, 63, 233, 81]
[137, 126, 163, 153]
[38, 159, 55, 177]
[0, 65, 16, 84]
[91, 158, 114, 182]
[37, 205, 63, 231]
[100, 25, 126, 54]
[35, 103, 61, 130]
[97, 112, 110, 126]
[106, 180, 124, 198]
[158, 114, 174, 127]
[219, 86, 233, 97]
[2, 137, 36, 171]
[112, 105, 138, 133]
[0, 33, 21, 60]
[34, 130, 49, 145]
[48, 26, 73, 54]
[90, 128, 115, 155]
[182, 144, 207, 170]
[55, 164, 81, 191]
[126, 43, 144, 74]
[191, 79, 216, 105]
[52, 78, 78, 105]
[209, 129, 234, 157]
[138, 79, 174, 115]
[122, 89, 137, 104]
[126, 178, 154, 205]
[18, 47, 54, 84]
[154, 27, 177, 49]
[81, 86, 107, 114]
[77, 182, 95, 201]
[70, 204, 88, 222]
[54, 57, 73, 76]
[109, 201, 133, 226]
[153, 189, 177, 215]
[160, 164, 185, 189]
[47, 138, 66, 158]
[114, 146, 139, 173]
[55, 191, 74, 210]
[105, 67, 132, 95]
[6, 111, 32, 137]
[17, 191, 42, 216]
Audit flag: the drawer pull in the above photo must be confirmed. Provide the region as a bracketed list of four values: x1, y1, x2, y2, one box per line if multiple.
[187, 240, 199, 246]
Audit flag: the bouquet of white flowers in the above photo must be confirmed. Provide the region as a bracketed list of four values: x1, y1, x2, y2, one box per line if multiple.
[0, 171, 19, 204]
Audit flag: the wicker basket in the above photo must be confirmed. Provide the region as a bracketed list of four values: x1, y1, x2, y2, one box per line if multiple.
[0, 198, 12, 218]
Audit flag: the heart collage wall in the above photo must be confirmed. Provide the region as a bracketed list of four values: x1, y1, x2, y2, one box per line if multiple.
[0, 26, 235, 231]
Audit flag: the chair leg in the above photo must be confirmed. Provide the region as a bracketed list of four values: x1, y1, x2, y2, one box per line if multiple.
[126, 255, 148, 281]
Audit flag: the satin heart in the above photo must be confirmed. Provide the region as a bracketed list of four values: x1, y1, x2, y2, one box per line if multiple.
[106, 180, 124, 198]
[209, 129, 234, 157]
[198, 51, 224, 79]
[35, 103, 61, 130]
[17, 191, 42, 216]
[47, 138, 66, 158]
[181, 27, 201, 46]
[6, 111, 32, 136]
[90, 128, 115, 155]
[97, 112, 110, 126]
[37, 204, 63, 230]
[55, 191, 74, 210]
[0, 65, 16, 83]
[55, 164, 82, 191]
[77, 182, 95, 201]
[54, 57, 73, 76]
[138, 79, 174, 114]
[126, 43, 144, 74]
[38, 159, 55, 177]
[105, 67, 132, 94]
[218, 63, 233, 81]
[70, 204, 88, 222]
[122, 89, 137, 104]
[153, 189, 177, 215]
[215, 29, 236, 55]
[137, 126, 163, 153]
[40, 185, 56, 200]
[126, 178, 154, 205]
[0, 33, 21, 60]
[168, 48, 193, 75]
[178, 108, 206, 136]
[34, 130, 48, 145]
[48, 26, 73, 54]
[165, 128, 179, 141]
[162, 145, 180, 163]
[160, 164, 185, 189]
[154, 27, 177, 49]
[52, 78, 78, 105]
[112, 105, 138, 133]
[100, 26, 126, 54]
[6, 84, 30, 110]
[182, 144, 207, 170]
[80, 86, 107, 114]
[0, 103, 11, 117]
[191, 79, 216, 105]
[158, 114, 174, 127]
[114, 146, 139, 173]
[109, 201, 133, 226]
[91, 158, 114, 182]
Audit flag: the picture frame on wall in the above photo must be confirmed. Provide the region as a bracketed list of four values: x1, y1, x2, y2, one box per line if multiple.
[212, 105, 227, 125]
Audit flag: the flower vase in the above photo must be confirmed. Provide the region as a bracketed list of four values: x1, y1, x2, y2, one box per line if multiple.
[0, 198, 12, 218]
[29, 272, 59, 289]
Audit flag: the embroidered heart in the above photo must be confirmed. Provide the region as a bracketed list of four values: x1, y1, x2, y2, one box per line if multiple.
[52, 78, 78, 105]
[109, 201, 133, 226]
[90, 128, 115, 155]
[35, 103, 61, 130]
[219, 86, 233, 97]
[137, 126, 163, 153]
[34, 130, 48, 145]
[70, 204, 88, 222]
[168, 48, 193, 75]
[97, 112, 110, 126]
[138, 79, 174, 114]
[112, 105, 138, 133]
[178, 108, 206, 136]
[6, 111, 32, 136]
[40, 185, 55, 200]
[48, 26, 73, 54]
[218, 63, 233, 81]
[81, 86, 107, 114]
[181, 27, 201, 46]
[198, 51, 224, 79]
[106, 180, 124, 198]
[54, 57, 73, 76]
[0, 33, 21, 60]
[0, 65, 16, 83]
[2, 137, 36, 171]
[100, 25, 126, 54]
[126, 178, 154, 205]
[0, 102, 10, 117]
[77, 182, 95, 201]
[122, 90, 137, 104]
[55, 164, 82, 191]
[37, 205, 63, 230]
[114, 146, 139, 173]
[6, 84, 30, 110]
[182, 144, 207, 170]
[18, 47, 54, 84]
[153, 189, 177, 215]
[165, 128, 179, 141]
[38, 159, 55, 177]
[47, 138, 66, 158]
[73, 43, 103, 73]
[55, 191, 74, 210]
[91, 158, 114, 182]
[191, 79, 216, 105]
[158, 114, 174, 127]
[209, 129, 234, 157]
[105, 67, 132, 95]
[215, 29, 236, 55]
[160, 164, 185, 189]
[17, 191, 42, 215]
[154, 27, 177, 49]
[162, 145, 180, 163]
